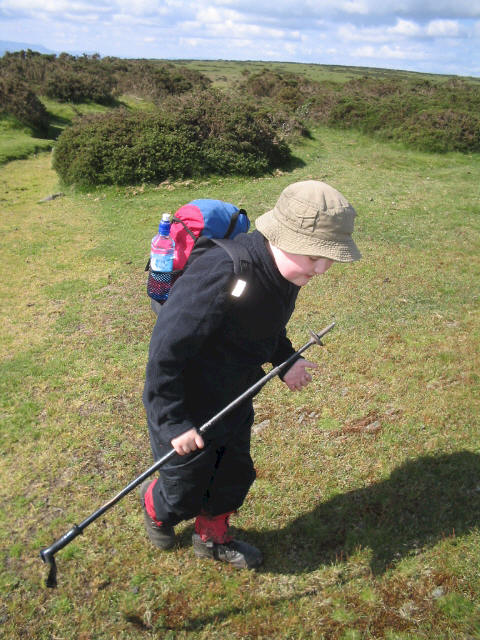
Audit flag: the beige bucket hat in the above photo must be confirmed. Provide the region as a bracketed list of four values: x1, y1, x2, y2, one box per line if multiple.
[255, 180, 361, 262]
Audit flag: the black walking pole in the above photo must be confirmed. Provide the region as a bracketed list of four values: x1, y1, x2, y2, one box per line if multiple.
[40, 321, 335, 587]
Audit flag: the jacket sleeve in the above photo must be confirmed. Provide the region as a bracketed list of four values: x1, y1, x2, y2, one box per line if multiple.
[269, 327, 304, 380]
[143, 249, 232, 445]
[270, 328, 296, 367]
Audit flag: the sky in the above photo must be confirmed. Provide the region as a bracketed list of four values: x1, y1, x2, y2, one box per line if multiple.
[1, 0, 480, 77]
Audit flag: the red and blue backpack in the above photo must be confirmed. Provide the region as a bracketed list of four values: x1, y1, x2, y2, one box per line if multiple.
[147, 199, 252, 309]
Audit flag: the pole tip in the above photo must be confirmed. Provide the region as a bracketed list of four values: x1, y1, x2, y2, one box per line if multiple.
[40, 549, 58, 588]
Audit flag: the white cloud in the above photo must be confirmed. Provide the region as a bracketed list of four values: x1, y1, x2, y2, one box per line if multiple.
[338, 15, 470, 45]
[0, 0, 479, 76]
[341, 0, 369, 15]
[189, 5, 291, 41]
[179, 37, 200, 47]
[1, 0, 108, 13]
[426, 19, 461, 36]
[354, 43, 427, 60]
[379, 44, 427, 60]
[196, 5, 229, 23]
[339, 0, 480, 20]
[353, 45, 376, 57]
[389, 18, 421, 36]
[338, 24, 390, 43]
[205, 0, 480, 22]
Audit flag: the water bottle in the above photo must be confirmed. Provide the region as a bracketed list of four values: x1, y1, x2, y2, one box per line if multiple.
[149, 213, 175, 302]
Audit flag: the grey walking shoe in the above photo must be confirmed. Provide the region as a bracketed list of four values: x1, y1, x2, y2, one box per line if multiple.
[139, 479, 175, 550]
[192, 533, 263, 569]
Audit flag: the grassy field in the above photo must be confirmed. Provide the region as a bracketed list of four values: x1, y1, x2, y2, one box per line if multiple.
[167, 59, 480, 88]
[0, 116, 54, 165]
[1, 125, 479, 639]
[2, 59, 479, 171]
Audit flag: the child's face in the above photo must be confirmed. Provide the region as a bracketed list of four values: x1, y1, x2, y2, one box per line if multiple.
[269, 244, 334, 286]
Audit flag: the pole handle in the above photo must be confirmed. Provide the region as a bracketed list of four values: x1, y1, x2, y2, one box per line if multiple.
[40, 525, 82, 588]
[40, 524, 83, 562]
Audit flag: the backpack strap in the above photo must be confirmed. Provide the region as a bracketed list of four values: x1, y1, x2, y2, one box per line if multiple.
[171, 216, 198, 242]
[211, 237, 251, 275]
[211, 237, 252, 298]
[223, 208, 247, 239]
[162, 235, 252, 300]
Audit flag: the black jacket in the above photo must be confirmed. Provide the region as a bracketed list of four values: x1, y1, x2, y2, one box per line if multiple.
[143, 230, 300, 448]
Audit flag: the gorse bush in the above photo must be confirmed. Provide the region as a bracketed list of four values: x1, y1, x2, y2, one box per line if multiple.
[321, 76, 480, 153]
[238, 70, 480, 154]
[240, 68, 317, 105]
[114, 60, 211, 101]
[53, 111, 194, 186]
[397, 109, 480, 153]
[0, 74, 49, 134]
[254, 102, 310, 142]
[53, 90, 293, 186]
[2, 51, 480, 175]
[1, 51, 113, 103]
[169, 90, 294, 167]
[0, 51, 210, 104]
[44, 69, 114, 104]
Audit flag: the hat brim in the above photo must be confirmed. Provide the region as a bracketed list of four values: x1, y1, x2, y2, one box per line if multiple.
[256, 209, 362, 263]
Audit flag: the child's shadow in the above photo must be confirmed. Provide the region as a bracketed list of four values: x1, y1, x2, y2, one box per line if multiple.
[247, 451, 480, 575]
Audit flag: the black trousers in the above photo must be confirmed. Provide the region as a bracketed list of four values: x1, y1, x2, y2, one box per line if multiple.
[151, 415, 256, 527]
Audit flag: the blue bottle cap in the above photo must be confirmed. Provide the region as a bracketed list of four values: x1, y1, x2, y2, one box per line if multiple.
[158, 213, 171, 235]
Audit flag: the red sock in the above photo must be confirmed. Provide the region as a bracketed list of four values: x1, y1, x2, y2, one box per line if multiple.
[195, 512, 234, 543]
[144, 478, 163, 526]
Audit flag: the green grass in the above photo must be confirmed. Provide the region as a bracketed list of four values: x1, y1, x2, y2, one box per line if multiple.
[1, 125, 479, 638]
[0, 115, 53, 164]
[41, 95, 121, 139]
[3, 59, 479, 168]
[167, 59, 480, 88]
[0, 98, 117, 166]
[0, 60, 479, 171]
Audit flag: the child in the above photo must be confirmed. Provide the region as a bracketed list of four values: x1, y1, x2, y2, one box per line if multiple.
[141, 180, 361, 568]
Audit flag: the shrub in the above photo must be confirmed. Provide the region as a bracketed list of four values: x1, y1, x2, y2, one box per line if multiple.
[44, 68, 114, 104]
[327, 98, 370, 129]
[0, 74, 49, 135]
[0, 51, 211, 107]
[53, 91, 293, 186]
[254, 101, 310, 142]
[238, 69, 320, 127]
[240, 69, 309, 101]
[314, 77, 480, 154]
[395, 109, 480, 153]
[53, 111, 192, 185]
[115, 61, 211, 101]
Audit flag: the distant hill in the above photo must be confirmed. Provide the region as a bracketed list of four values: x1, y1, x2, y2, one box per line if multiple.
[0, 40, 56, 56]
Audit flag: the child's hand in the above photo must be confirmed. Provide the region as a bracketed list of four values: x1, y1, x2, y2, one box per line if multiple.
[282, 358, 318, 391]
[171, 428, 205, 455]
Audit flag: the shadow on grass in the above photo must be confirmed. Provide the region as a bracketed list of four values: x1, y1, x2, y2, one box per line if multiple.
[174, 592, 311, 633]
[249, 451, 480, 576]
[145, 451, 480, 633]
[45, 114, 73, 140]
[279, 154, 306, 173]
